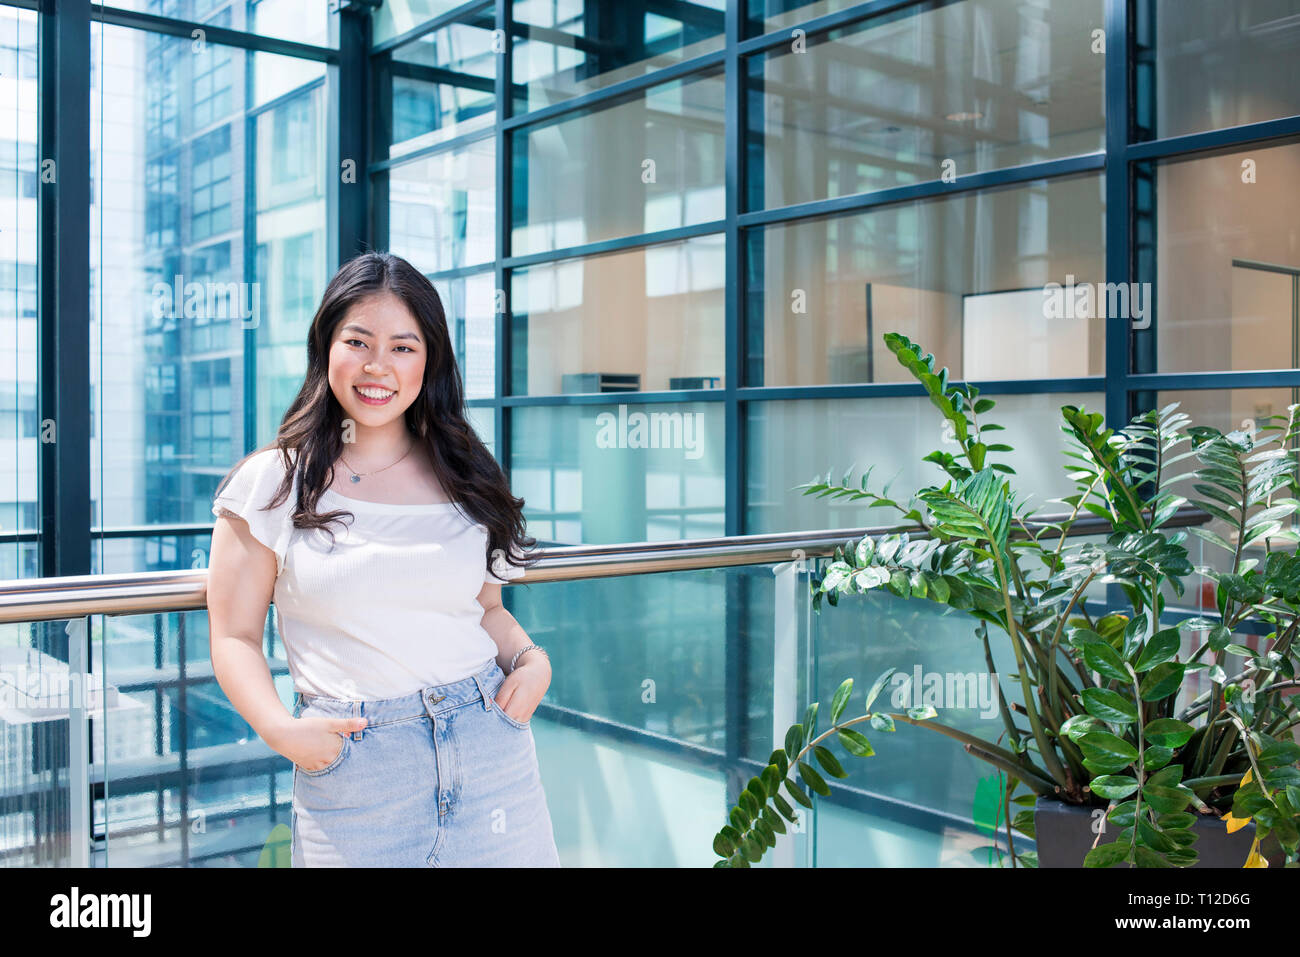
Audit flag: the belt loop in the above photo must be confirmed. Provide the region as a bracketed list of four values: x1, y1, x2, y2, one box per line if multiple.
[352, 699, 362, 741]
[473, 673, 492, 711]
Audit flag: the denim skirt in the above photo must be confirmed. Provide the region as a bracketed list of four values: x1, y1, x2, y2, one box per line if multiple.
[289, 658, 560, 867]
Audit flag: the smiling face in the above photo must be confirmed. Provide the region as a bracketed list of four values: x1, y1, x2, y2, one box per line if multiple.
[327, 290, 427, 429]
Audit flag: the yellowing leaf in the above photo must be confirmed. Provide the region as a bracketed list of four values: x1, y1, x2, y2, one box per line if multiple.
[1243, 835, 1267, 868]
[1240, 768, 1253, 787]
[1224, 810, 1251, 834]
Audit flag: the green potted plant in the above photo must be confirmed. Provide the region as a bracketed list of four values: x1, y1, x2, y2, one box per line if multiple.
[712, 333, 1300, 868]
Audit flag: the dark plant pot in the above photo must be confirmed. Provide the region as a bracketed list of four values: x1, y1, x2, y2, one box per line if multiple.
[1032, 796, 1273, 868]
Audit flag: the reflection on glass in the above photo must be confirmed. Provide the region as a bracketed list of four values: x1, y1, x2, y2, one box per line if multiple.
[91, 610, 295, 866]
[512, 0, 726, 112]
[1138, 0, 1300, 139]
[750, 0, 1104, 208]
[511, 402, 725, 544]
[512, 69, 725, 256]
[388, 137, 496, 273]
[747, 173, 1105, 387]
[384, 20, 497, 159]
[430, 270, 498, 401]
[373, 0, 468, 47]
[510, 235, 724, 396]
[92, 25, 327, 556]
[1153, 386, 1296, 546]
[0, 6, 38, 581]
[807, 572, 1020, 860]
[104, 0, 334, 48]
[746, 0, 864, 34]
[1137, 142, 1300, 375]
[745, 392, 1104, 533]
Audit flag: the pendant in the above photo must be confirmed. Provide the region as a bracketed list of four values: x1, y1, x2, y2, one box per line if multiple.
[350, 474, 361, 483]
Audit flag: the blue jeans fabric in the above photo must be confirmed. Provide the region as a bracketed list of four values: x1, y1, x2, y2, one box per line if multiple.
[290, 658, 560, 867]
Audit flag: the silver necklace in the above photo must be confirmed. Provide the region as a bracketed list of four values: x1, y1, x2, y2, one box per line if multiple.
[338, 440, 415, 484]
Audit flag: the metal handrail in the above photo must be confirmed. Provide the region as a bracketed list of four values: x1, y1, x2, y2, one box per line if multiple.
[0, 507, 1211, 625]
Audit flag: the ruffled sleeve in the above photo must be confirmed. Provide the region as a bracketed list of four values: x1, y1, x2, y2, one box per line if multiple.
[485, 546, 528, 584]
[211, 448, 298, 577]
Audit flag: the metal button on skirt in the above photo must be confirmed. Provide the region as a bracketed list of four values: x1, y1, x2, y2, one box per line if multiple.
[289, 658, 561, 867]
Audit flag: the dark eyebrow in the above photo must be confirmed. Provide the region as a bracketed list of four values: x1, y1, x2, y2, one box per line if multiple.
[341, 323, 422, 343]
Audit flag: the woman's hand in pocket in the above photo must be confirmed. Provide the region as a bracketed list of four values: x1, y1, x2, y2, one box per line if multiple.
[495, 657, 551, 724]
[276, 715, 367, 771]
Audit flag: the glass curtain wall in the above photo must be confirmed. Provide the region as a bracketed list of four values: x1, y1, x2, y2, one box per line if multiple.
[4, 0, 1300, 867]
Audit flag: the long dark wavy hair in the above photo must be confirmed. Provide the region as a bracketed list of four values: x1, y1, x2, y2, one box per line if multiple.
[215, 250, 537, 582]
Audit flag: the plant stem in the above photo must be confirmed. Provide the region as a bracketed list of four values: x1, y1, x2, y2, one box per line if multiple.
[990, 545, 1071, 792]
[883, 712, 1059, 794]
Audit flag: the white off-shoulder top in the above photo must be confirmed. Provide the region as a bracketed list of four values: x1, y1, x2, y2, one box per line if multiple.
[211, 447, 525, 700]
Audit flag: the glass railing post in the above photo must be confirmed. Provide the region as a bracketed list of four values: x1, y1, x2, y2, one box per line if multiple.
[771, 550, 814, 867]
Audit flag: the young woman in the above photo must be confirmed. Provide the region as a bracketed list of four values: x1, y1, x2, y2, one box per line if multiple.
[205, 251, 560, 867]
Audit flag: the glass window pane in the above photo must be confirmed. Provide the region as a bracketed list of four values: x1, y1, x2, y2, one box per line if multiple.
[1149, 388, 1297, 617]
[92, 24, 327, 558]
[513, 0, 726, 112]
[1138, 0, 1300, 139]
[750, 0, 1105, 209]
[746, 0, 861, 34]
[105, 0, 335, 48]
[387, 137, 496, 273]
[512, 69, 725, 256]
[0, 5, 37, 582]
[383, 20, 497, 159]
[430, 270, 499, 400]
[747, 173, 1105, 387]
[510, 235, 725, 396]
[745, 392, 1104, 533]
[511, 402, 725, 544]
[373, 0, 469, 48]
[1136, 141, 1300, 375]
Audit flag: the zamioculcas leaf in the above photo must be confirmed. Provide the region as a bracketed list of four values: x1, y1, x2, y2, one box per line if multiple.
[863, 668, 897, 712]
[829, 678, 853, 724]
[1143, 718, 1196, 749]
[1133, 628, 1181, 672]
[763, 805, 786, 836]
[784, 724, 804, 759]
[1083, 842, 1130, 867]
[1142, 784, 1193, 815]
[803, 702, 820, 739]
[1089, 774, 1140, 799]
[1081, 688, 1139, 724]
[798, 760, 832, 797]
[1139, 662, 1185, 701]
[1108, 800, 1137, 828]
[785, 777, 813, 808]
[1143, 744, 1174, 771]
[1061, 714, 1103, 742]
[1078, 731, 1139, 766]
[814, 745, 848, 778]
[1223, 809, 1251, 834]
[1244, 836, 1268, 867]
[769, 748, 789, 778]
[838, 727, 875, 756]
[1084, 642, 1131, 683]
[773, 793, 797, 823]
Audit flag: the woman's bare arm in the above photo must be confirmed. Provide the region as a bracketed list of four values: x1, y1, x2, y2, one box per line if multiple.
[206, 509, 297, 752]
[477, 581, 551, 722]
